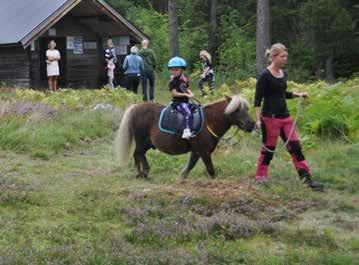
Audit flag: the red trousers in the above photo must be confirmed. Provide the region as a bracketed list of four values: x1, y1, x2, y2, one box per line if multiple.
[255, 116, 310, 180]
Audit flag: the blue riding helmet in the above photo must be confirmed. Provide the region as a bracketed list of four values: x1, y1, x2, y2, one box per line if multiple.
[168, 56, 187, 69]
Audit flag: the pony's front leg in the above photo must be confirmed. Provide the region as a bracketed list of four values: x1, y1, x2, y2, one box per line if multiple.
[200, 153, 216, 179]
[181, 152, 200, 178]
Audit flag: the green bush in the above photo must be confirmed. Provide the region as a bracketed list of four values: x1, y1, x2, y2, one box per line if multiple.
[297, 80, 359, 140]
[233, 78, 359, 141]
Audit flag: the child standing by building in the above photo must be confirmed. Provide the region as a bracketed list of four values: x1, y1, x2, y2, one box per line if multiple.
[107, 58, 115, 89]
[167, 57, 195, 139]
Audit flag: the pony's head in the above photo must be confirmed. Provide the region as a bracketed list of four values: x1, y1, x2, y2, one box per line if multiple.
[224, 95, 255, 132]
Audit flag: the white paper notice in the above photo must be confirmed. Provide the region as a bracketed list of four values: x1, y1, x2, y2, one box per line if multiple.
[84, 42, 97, 49]
[73, 37, 83, 54]
[116, 45, 128, 55]
[119, 36, 130, 46]
[67, 37, 74, 49]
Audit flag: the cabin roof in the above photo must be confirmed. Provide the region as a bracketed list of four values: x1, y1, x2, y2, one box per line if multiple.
[0, 0, 148, 47]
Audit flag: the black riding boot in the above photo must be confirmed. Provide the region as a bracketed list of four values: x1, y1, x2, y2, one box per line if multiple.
[298, 169, 324, 192]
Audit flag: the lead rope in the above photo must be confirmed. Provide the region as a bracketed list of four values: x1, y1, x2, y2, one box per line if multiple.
[259, 96, 305, 153]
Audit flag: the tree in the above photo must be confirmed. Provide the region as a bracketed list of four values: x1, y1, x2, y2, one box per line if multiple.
[300, 0, 356, 82]
[168, 0, 179, 57]
[256, 0, 270, 73]
[150, 0, 168, 13]
[209, 0, 218, 60]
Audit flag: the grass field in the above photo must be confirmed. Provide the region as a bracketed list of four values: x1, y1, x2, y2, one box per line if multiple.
[0, 81, 358, 264]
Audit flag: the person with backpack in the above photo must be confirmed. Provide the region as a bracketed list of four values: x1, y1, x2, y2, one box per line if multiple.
[139, 39, 157, 101]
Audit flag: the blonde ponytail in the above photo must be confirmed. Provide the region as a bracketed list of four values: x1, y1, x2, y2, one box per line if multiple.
[265, 43, 287, 63]
[199, 50, 212, 64]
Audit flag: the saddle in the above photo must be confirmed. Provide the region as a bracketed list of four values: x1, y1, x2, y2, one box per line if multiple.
[159, 103, 204, 136]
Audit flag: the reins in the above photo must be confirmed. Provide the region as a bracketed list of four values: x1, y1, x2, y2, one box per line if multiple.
[202, 97, 242, 145]
[190, 97, 202, 105]
[207, 96, 305, 147]
[206, 123, 241, 145]
[258, 96, 305, 153]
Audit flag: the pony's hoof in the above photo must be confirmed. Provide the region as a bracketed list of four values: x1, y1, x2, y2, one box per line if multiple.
[209, 175, 216, 179]
[181, 171, 189, 179]
[134, 174, 143, 179]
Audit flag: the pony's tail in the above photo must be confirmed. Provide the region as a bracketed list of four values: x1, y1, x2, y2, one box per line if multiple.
[115, 104, 136, 166]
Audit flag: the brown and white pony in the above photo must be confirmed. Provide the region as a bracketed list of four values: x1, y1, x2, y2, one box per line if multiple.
[115, 95, 255, 179]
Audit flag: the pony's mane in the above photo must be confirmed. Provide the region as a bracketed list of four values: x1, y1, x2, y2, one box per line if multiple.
[205, 95, 249, 114]
[224, 95, 249, 114]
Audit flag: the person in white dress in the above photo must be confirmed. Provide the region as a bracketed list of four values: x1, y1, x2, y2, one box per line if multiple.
[46, 40, 61, 92]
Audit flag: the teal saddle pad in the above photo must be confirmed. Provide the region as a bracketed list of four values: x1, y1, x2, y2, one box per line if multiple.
[159, 104, 204, 136]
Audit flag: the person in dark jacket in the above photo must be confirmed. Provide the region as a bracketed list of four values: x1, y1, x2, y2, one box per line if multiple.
[139, 39, 157, 102]
[254, 43, 323, 191]
[123, 46, 144, 93]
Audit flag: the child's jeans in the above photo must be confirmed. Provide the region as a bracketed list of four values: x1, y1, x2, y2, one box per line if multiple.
[176, 103, 191, 129]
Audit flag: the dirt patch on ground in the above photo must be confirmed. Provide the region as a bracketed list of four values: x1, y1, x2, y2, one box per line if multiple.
[163, 180, 249, 199]
[158, 180, 285, 208]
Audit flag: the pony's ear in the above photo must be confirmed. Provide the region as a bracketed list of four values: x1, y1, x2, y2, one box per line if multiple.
[225, 95, 232, 102]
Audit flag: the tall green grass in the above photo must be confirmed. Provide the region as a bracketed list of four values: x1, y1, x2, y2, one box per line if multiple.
[0, 111, 118, 158]
[0, 87, 142, 158]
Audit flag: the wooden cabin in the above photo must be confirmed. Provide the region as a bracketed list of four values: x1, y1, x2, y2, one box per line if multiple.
[0, 0, 148, 88]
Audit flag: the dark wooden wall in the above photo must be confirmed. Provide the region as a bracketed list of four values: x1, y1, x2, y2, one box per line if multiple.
[0, 45, 30, 88]
[30, 16, 100, 88]
[29, 44, 41, 88]
[59, 17, 99, 88]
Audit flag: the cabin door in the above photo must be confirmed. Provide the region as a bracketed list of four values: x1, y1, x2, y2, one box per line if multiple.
[39, 37, 67, 87]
